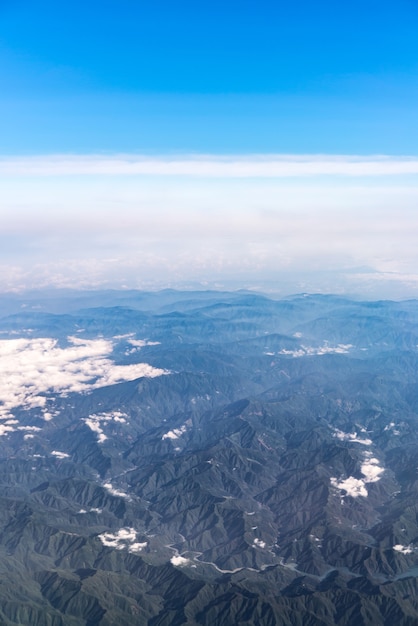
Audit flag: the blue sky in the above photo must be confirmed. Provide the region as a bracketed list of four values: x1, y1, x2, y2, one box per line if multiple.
[1, 0, 418, 153]
[1, 0, 418, 295]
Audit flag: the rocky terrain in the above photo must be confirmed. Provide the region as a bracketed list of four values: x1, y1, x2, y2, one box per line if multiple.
[0, 290, 417, 625]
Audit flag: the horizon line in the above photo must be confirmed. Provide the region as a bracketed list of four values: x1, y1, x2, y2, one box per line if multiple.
[1, 153, 418, 177]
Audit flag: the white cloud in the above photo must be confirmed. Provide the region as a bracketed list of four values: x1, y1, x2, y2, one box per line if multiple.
[51, 450, 70, 459]
[279, 343, 353, 358]
[98, 527, 147, 553]
[162, 424, 188, 440]
[128, 339, 160, 348]
[0, 424, 16, 436]
[103, 482, 130, 499]
[331, 454, 384, 498]
[384, 422, 401, 435]
[0, 336, 168, 424]
[330, 476, 368, 498]
[361, 457, 385, 483]
[84, 418, 107, 443]
[333, 429, 372, 445]
[2, 154, 418, 177]
[84, 411, 128, 443]
[129, 542, 149, 554]
[125, 339, 161, 355]
[170, 555, 191, 566]
[393, 544, 414, 555]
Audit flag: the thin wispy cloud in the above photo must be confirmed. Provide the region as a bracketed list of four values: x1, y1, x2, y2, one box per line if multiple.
[2, 154, 418, 177]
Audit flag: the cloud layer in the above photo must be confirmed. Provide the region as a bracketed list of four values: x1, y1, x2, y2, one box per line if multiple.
[1, 152, 418, 297]
[2, 154, 418, 177]
[0, 336, 168, 424]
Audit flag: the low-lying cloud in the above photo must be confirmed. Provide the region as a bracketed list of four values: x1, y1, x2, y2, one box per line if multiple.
[0, 336, 168, 423]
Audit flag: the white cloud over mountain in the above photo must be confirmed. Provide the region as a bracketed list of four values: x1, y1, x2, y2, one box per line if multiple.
[0, 336, 168, 424]
[331, 453, 384, 498]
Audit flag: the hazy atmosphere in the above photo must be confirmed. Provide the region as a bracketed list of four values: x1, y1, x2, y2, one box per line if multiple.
[1, 0, 418, 297]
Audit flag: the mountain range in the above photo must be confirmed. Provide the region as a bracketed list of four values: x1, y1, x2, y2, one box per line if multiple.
[0, 290, 417, 625]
